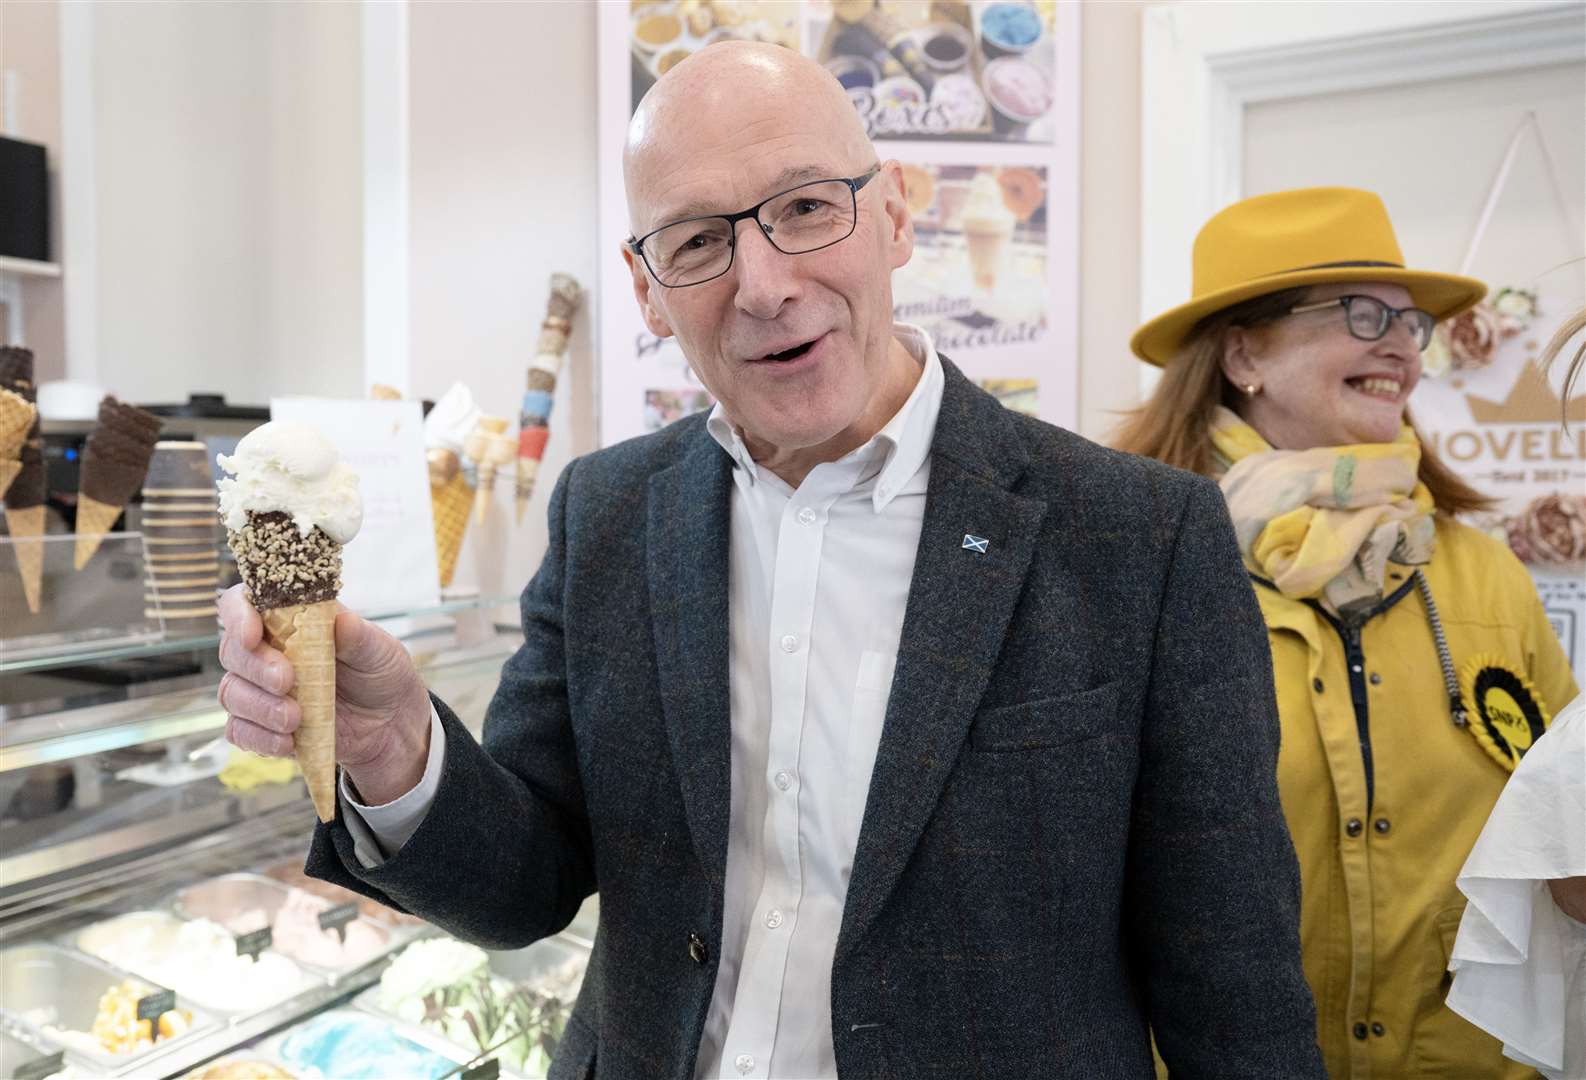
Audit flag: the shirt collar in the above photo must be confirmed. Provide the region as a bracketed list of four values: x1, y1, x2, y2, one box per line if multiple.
[705, 323, 944, 512]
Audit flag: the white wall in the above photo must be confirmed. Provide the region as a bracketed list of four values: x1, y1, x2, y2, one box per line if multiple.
[0, 0, 67, 379]
[406, 0, 599, 597]
[82, 1, 362, 407]
[1245, 62, 1585, 292]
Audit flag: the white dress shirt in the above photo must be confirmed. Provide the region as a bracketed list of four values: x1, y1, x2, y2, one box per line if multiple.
[342, 324, 945, 1080]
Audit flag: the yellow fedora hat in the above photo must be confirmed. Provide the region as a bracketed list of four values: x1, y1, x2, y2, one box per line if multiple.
[1131, 187, 1486, 366]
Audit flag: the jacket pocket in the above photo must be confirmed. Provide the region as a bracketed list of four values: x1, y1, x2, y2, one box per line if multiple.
[548, 1013, 597, 1080]
[969, 679, 1122, 752]
[1411, 904, 1511, 1077]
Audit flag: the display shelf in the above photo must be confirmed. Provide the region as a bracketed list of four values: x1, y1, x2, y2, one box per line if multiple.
[0, 638, 517, 776]
[0, 593, 520, 677]
[0, 256, 61, 278]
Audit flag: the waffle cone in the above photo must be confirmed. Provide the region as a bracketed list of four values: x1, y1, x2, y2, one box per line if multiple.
[0, 460, 19, 501]
[7, 504, 45, 614]
[431, 473, 472, 588]
[261, 600, 338, 822]
[74, 494, 125, 569]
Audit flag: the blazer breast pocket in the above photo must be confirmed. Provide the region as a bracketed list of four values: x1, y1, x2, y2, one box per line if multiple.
[968, 678, 1122, 752]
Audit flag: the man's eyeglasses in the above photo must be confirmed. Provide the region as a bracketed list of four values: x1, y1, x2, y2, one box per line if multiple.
[1287, 294, 1437, 351]
[627, 168, 882, 289]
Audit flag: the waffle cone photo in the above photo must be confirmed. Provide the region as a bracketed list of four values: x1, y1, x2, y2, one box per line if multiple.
[261, 600, 339, 822]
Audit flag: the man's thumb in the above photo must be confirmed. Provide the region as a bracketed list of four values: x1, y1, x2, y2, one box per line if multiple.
[333, 611, 403, 675]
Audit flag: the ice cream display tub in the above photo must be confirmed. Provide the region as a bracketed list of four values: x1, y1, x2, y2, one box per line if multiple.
[174, 874, 393, 978]
[268, 1009, 468, 1080]
[0, 943, 220, 1076]
[259, 858, 428, 930]
[0, 1027, 66, 1080]
[72, 910, 320, 1017]
[357, 934, 590, 1079]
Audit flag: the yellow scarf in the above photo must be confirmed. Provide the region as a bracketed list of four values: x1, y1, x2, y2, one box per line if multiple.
[1209, 406, 1436, 616]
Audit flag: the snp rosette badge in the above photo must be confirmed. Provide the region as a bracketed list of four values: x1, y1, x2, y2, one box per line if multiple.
[1459, 653, 1552, 771]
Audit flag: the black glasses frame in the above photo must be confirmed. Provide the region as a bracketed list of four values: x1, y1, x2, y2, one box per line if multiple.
[1288, 294, 1436, 350]
[626, 167, 882, 289]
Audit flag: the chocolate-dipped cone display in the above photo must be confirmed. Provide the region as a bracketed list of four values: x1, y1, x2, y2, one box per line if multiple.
[74, 397, 163, 569]
[0, 387, 35, 500]
[1, 348, 45, 613]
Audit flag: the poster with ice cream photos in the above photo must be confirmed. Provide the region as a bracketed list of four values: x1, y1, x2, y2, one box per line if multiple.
[601, 0, 1079, 443]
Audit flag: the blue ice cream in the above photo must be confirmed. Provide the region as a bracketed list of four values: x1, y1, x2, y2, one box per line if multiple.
[278, 1013, 457, 1079]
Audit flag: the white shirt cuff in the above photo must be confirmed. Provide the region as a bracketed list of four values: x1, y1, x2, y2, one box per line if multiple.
[338, 705, 446, 869]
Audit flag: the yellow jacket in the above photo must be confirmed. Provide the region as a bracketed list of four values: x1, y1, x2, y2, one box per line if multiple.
[1258, 517, 1577, 1079]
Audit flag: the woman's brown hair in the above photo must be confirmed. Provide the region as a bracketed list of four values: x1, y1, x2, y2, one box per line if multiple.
[1111, 287, 1496, 515]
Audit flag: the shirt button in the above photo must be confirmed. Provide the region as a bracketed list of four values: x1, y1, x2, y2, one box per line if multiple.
[1374, 818, 1391, 834]
[796, 506, 817, 525]
[735, 1054, 755, 1074]
[780, 634, 799, 653]
[773, 770, 793, 791]
[1369, 672, 1382, 685]
[764, 909, 784, 929]
[1353, 1022, 1369, 1040]
[1345, 818, 1364, 837]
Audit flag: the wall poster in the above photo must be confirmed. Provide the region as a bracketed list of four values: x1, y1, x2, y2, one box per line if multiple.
[598, 0, 1081, 446]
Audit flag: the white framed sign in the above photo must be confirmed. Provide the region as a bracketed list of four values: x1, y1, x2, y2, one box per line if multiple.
[597, 0, 1081, 446]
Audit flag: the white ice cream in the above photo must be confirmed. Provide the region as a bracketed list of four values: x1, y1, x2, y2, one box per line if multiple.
[77, 912, 315, 1015]
[217, 422, 363, 545]
[961, 173, 1014, 230]
[423, 382, 482, 453]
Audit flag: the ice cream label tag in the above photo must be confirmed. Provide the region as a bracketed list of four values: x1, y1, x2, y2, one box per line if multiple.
[318, 902, 359, 943]
[137, 989, 176, 1039]
[235, 926, 273, 959]
[461, 1058, 500, 1080]
[14, 1051, 65, 1080]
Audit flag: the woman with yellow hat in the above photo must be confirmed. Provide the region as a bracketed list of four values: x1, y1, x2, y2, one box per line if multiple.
[1117, 186, 1577, 1079]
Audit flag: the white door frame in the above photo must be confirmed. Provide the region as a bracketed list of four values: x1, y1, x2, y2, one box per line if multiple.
[1137, 0, 1586, 393]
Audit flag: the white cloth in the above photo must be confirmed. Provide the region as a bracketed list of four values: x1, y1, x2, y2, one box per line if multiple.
[1448, 696, 1586, 1079]
[343, 324, 946, 1080]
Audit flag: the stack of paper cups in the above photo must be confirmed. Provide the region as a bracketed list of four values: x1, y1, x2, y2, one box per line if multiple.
[141, 441, 220, 631]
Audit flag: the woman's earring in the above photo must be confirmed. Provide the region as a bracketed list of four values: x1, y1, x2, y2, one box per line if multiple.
[1242, 383, 1260, 398]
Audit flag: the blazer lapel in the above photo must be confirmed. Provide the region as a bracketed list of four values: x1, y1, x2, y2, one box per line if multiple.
[838, 361, 1048, 961]
[647, 432, 736, 892]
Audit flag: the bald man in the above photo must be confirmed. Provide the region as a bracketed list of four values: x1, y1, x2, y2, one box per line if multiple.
[218, 43, 1324, 1079]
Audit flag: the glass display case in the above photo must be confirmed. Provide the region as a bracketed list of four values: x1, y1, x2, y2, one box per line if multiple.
[0, 596, 594, 1080]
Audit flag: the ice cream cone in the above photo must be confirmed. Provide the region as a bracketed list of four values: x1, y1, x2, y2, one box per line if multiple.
[7, 503, 45, 614]
[261, 600, 339, 822]
[464, 417, 513, 526]
[0, 459, 19, 501]
[74, 494, 125, 569]
[431, 471, 473, 588]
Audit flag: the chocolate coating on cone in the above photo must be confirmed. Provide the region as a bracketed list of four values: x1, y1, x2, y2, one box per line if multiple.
[228, 510, 342, 609]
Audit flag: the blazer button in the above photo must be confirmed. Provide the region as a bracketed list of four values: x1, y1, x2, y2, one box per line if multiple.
[1353, 1022, 1369, 1040]
[1345, 818, 1363, 837]
[1374, 818, 1391, 834]
[688, 931, 708, 965]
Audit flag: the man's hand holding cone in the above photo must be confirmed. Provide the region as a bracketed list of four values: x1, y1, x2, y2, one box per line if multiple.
[217, 585, 433, 811]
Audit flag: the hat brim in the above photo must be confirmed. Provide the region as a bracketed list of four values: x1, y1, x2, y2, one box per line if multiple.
[1130, 267, 1487, 367]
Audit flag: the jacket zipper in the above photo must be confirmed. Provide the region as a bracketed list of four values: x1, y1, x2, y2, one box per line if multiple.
[1250, 574, 1418, 817]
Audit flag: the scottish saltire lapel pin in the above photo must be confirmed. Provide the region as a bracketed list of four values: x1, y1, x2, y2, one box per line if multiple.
[962, 534, 989, 554]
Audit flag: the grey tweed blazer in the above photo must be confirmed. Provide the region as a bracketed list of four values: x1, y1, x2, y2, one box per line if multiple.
[308, 359, 1324, 1079]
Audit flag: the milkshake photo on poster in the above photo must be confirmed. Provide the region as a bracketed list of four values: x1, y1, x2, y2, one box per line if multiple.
[893, 162, 1048, 354]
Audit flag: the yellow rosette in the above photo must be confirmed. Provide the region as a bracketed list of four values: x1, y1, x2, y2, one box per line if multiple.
[1459, 653, 1551, 771]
